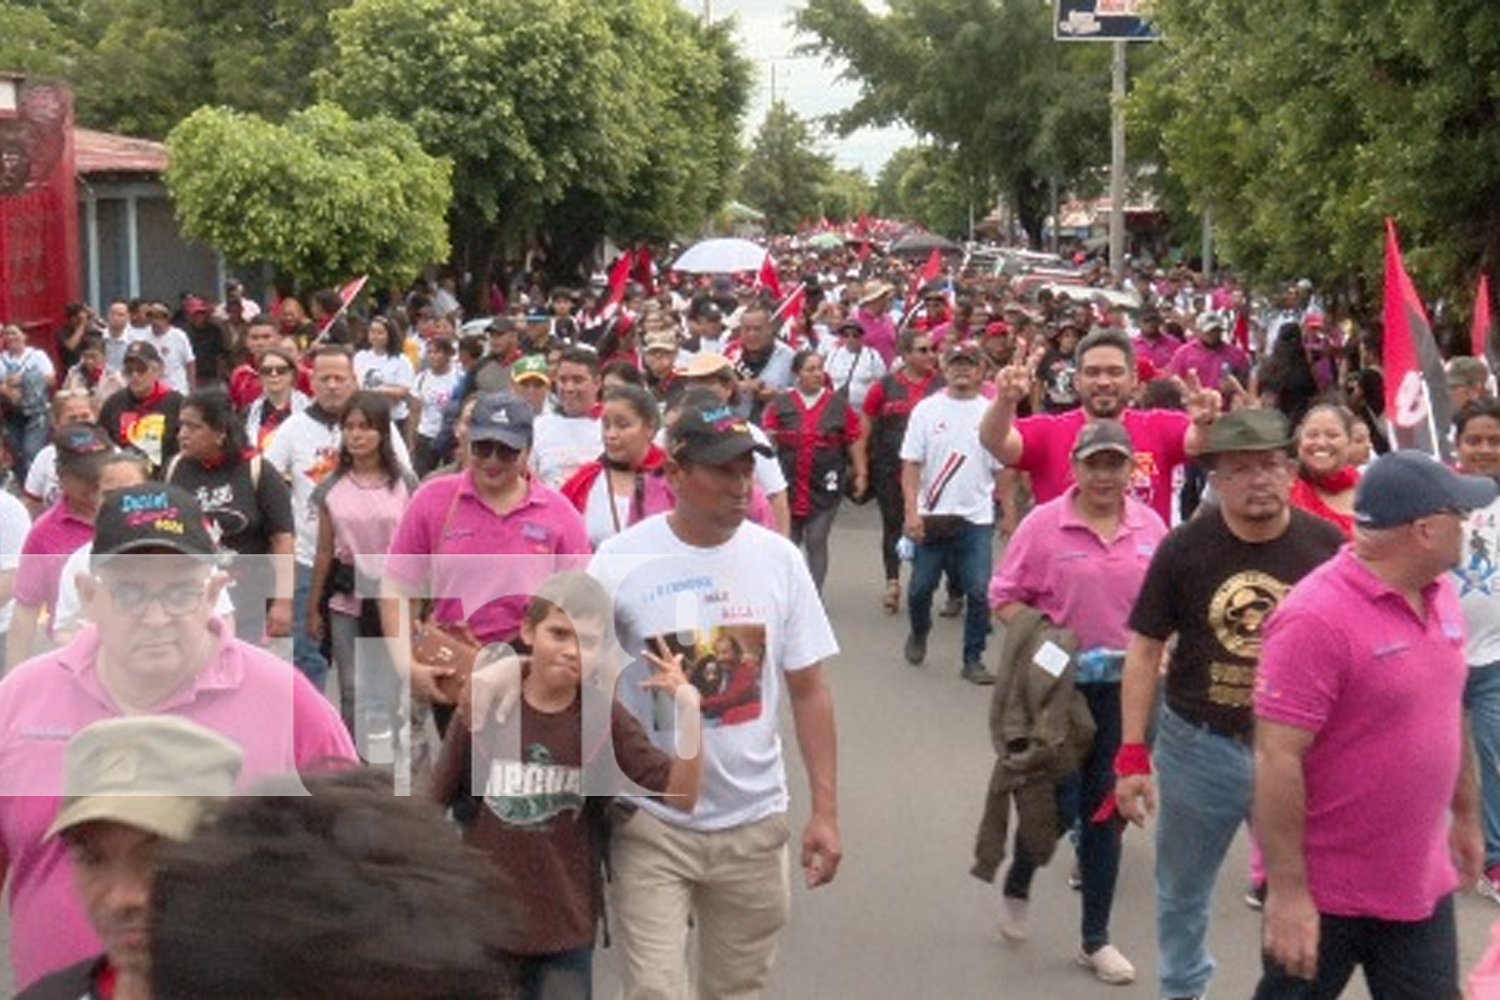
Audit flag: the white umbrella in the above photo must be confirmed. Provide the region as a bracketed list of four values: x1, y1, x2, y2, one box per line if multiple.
[671, 237, 768, 274]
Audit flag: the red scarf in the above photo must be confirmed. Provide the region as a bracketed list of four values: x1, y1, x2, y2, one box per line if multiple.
[1300, 464, 1359, 494]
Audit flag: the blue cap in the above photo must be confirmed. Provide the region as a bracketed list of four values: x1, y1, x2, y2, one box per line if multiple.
[1353, 450, 1497, 528]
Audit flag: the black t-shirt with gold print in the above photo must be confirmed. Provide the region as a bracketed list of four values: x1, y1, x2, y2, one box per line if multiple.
[1129, 506, 1344, 739]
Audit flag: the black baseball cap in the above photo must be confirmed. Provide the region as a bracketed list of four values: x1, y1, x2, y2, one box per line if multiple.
[669, 397, 773, 465]
[92, 483, 218, 569]
[468, 392, 534, 448]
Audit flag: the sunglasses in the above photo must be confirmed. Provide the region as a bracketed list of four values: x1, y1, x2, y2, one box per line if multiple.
[259, 364, 292, 377]
[469, 439, 522, 460]
[122, 362, 150, 375]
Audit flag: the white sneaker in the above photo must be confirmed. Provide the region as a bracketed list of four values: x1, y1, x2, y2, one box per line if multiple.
[1077, 944, 1136, 985]
[997, 895, 1029, 943]
[1478, 874, 1500, 906]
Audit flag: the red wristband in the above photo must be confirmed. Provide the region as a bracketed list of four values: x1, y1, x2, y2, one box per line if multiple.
[1114, 743, 1152, 776]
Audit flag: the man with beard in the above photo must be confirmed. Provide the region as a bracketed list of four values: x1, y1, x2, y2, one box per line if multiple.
[1112, 409, 1344, 1000]
[981, 328, 1219, 524]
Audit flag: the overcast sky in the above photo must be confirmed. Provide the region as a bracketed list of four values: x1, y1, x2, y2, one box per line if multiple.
[682, 0, 918, 178]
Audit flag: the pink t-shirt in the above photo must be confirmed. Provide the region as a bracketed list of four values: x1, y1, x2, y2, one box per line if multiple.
[1255, 548, 1466, 920]
[1166, 339, 1250, 388]
[1013, 408, 1189, 524]
[385, 471, 590, 643]
[855, 306, 898, 366]
[0, 623, 355, 989]
[321, 475, 412, 617]
[14, 500, 94, 618]
[989, 490, 1167, 650]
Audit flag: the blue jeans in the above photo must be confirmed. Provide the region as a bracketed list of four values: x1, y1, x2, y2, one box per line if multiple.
[1155, 706, 1254, 998]
[292, 561, 329, 693]
[907, 521, 992, 664]
[1466, 662, 1500, 871]
[1003, 682, 1124, 952]
[512, 946, 592, 1000]
[1252, 894, 1457, 999]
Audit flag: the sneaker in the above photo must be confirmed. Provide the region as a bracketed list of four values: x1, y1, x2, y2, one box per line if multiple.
[1479, 873, 1500, 906]
[1077, 944, 1136, 985]
[1244, 881, 1265, 910]
[997, 895, 1028, 943]
[1068, 862, 1082, 891]
[904, 632, 927, 666]
[940, 595, 964, 617]
[962, 661, 995, 686]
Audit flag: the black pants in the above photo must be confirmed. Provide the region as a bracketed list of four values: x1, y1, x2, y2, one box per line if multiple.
[1252, 894, 1458, 1000]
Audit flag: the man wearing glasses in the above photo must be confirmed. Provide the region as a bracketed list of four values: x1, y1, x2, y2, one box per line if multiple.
[1113, 410, 1344, 1000]
[0, 483, 353, 992]
[97, 340, 183, 476]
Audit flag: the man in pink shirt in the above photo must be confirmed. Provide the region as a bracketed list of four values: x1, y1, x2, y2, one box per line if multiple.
[1166, 311, 1250, 397]
[1252, 450, 1494, 998]
[980, 328, 1220, 524]
[0, 483, 354, 990]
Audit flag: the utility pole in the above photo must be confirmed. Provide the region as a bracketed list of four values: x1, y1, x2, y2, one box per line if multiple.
[1108, 40, 1126, 282]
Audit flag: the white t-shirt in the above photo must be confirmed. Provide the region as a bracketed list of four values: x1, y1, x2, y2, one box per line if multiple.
[0, 491, 31, 634]
[22, 445, 58, 506]
[263, 410, 412, 565]
[1459, 495, 1500, 667]
[590, 514, 838, 831]
[354, 350, 416, 421]
[412, 368, 461, 440]
[53, 542, 235, 636]
[819, 341, 888, 409]
[529, 412, 602, 489]
[899, 392, 1002, 524]
[129, 326, 196, 394]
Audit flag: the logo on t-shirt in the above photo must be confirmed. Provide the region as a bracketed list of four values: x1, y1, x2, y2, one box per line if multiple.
[649, 625, 767, 731]
[1459, 509, 1500, 597]
[1206, 570, 1291, 708]
[483, 742, 583, 829]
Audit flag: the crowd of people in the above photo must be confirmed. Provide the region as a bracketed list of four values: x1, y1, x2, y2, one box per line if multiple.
[0, 244, 1495, 999]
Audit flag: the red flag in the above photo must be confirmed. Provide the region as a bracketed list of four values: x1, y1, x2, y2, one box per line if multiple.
[756, 255, 783, 299]
[1474, 272, 1495, 371]
[601, 249, 635, 316]
[316, 275, 367, 339]
[918, 248, 942, 288]
[633, 246, 656, 298]
[1382, 218, 1453, 460]
[771, 285, 806, 332]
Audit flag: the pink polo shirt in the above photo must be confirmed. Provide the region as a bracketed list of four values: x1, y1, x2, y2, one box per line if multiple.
[385, 470, 590, 643]
[989, 490, 1167, 650]
[0, 622, 355, 989]
[14, 499, 94, 619]
[1013, 408, 1189, 524]
[1256, 547, 1466, 920]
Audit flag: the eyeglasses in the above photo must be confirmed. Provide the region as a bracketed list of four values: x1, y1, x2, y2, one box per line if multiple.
[97, 578, 209, 617]
[122, 362, 149, 375]
[469, 439, 522, 460]
[259, 365, 292, 377]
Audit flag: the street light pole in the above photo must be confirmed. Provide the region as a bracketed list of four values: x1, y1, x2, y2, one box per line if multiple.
[1108, 39, 1127, 282]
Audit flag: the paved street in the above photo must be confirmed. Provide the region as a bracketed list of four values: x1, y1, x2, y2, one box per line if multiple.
[601, 503, 1500, 998]
[4, 503, 1498, 997]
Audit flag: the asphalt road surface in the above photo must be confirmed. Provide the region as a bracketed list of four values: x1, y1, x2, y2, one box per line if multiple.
[4, 503, 1497, 998]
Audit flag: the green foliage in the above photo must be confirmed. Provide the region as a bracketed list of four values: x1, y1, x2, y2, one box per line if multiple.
[739, 101, 838, 232]
[1137, 0, 1500, 299]
[323, 0, 750, 276]
[873, 144, 984, 236]
[165, 103, 451, 291]
[0, 1, 79, 77]
[795, 0, 1112, 243]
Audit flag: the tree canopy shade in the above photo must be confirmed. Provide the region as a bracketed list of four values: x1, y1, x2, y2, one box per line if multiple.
[164, 103, 452, 291]
[739, 101, 838, 233]
[1135, 0, 1500, 300]
[322, 0, 752, 283]
[794, 0, 1112, 245]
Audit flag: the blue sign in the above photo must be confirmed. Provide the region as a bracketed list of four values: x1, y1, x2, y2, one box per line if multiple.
[1054, 0, 1160, 41]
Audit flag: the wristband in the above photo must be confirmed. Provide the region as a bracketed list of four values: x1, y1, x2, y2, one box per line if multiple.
[1114, 742, 1152, 776]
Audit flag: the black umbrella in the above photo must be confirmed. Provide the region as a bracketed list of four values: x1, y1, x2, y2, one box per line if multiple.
[888, 232, 962, 257]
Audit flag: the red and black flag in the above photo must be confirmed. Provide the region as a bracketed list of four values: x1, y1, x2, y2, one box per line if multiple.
[1382, 218, 1453, 460]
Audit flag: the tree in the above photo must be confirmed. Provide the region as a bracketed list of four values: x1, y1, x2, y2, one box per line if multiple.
[323, 0, 750, 284]
[795, 0, 1112, 245]
[165, 103, 451, 291]
[1135, 0, 1500, 300]
[8, 0, 356, 139]
[874, 144, 984, 237]
[738, 101, 838, 232]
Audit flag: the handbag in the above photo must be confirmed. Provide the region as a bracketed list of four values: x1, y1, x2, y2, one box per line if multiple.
[409, 480, 482, 703]
[411, 619, 482, 704]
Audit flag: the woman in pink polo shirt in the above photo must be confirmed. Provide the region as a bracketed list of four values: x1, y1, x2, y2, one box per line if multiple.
[987, 419, 1169, 986]
[382, 391, 589, 727]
